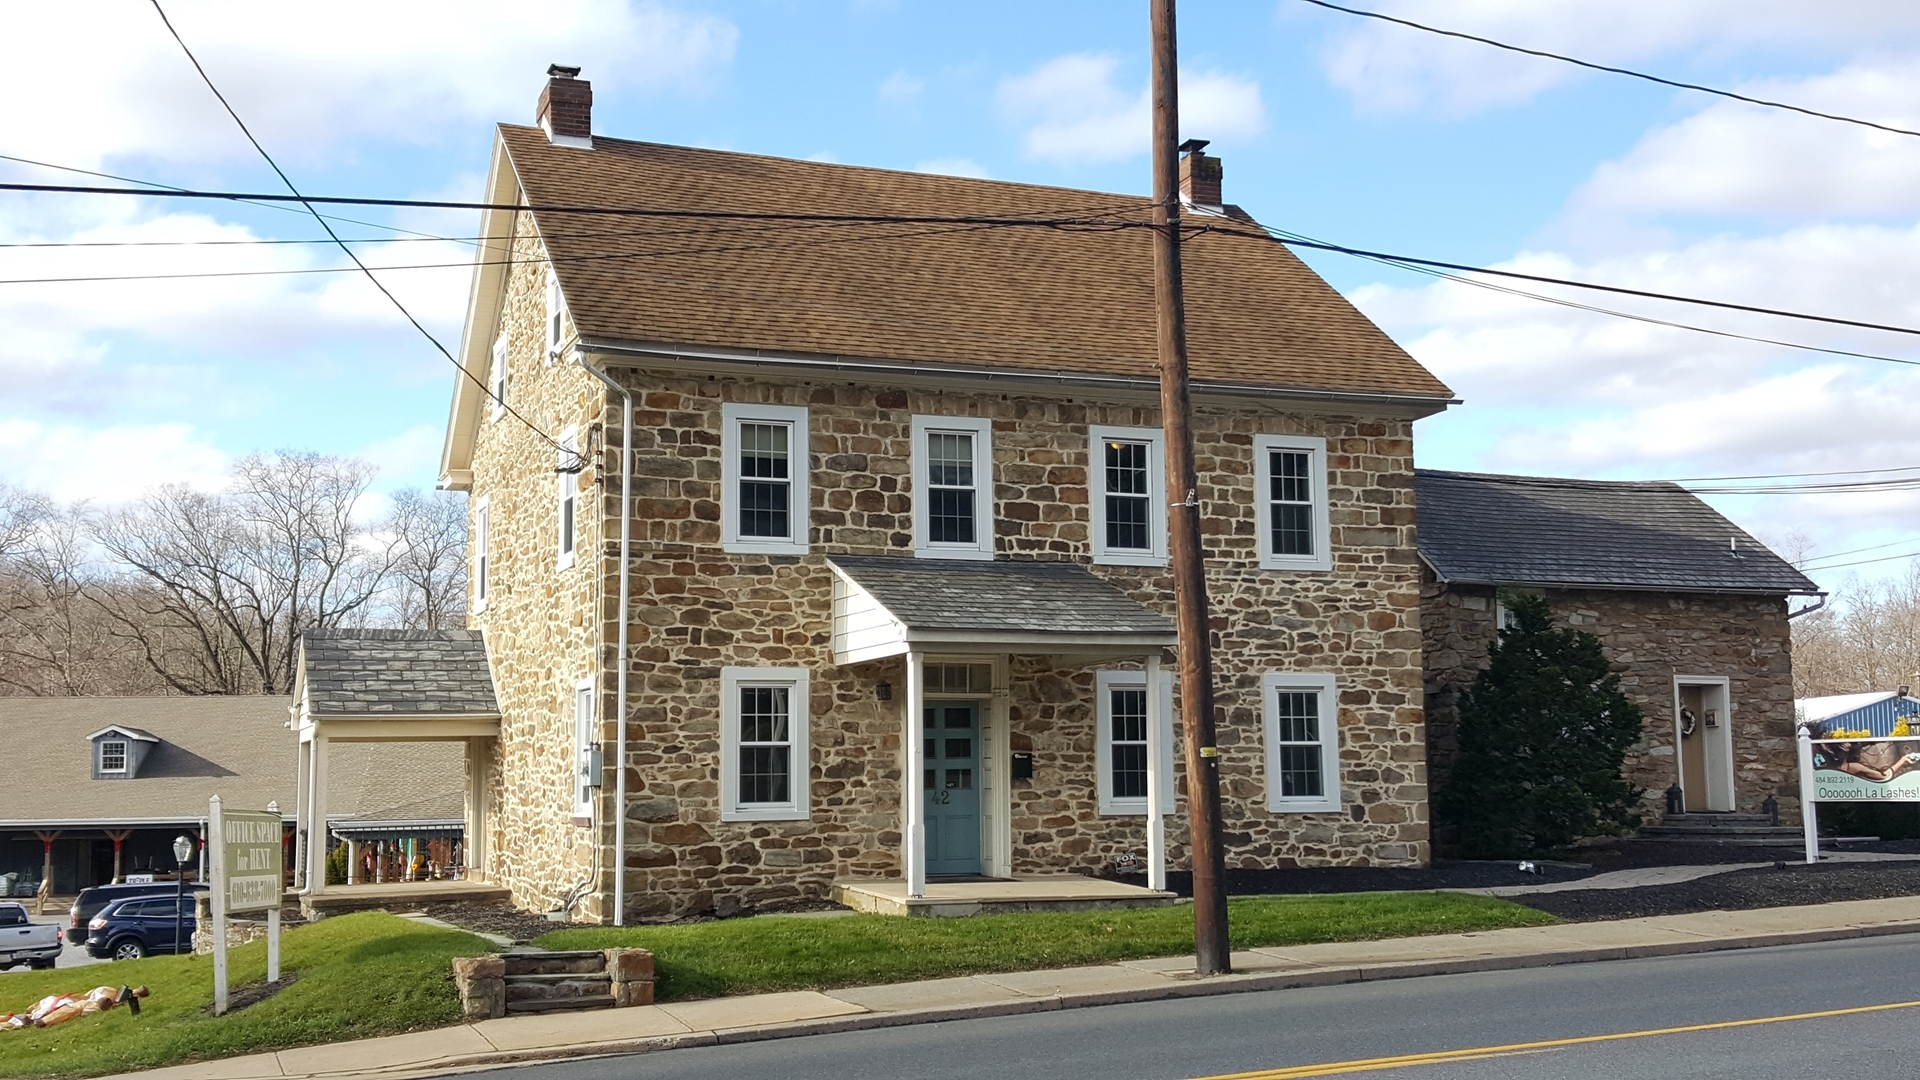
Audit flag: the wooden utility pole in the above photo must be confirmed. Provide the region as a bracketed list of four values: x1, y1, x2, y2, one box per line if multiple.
[1150, 0, 1230, 976]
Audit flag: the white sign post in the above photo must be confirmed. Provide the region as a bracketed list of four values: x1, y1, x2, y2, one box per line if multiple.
[209, 796, 286, 1015]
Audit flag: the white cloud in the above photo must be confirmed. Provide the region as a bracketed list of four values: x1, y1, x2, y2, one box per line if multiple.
[879, 71, 924, 101]
[0, 419, 229, 503]
[995, 54, 1264, 164]
[914, 157, 990, 179]
[357, 423, 445, 488]
[1312, 0, 1920, 115]
[0, 1, 738, 168]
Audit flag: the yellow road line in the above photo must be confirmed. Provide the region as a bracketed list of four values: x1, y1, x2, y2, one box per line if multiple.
[1193, 998, 1920, 1079]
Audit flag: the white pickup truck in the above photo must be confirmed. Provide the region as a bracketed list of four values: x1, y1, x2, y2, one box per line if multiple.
[0, 902, 63, 970]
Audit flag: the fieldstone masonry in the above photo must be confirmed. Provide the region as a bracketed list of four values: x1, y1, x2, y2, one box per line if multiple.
[467, 226, 1433, 922]
[1421, 572, 1802, 847]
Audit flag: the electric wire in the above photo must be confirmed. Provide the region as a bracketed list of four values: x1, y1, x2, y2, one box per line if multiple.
[1292, 0, 1920, 141]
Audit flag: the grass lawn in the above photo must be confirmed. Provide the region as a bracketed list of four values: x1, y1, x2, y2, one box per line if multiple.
[0, 912, 493, 1079]
[538, 891, 1555, 1001]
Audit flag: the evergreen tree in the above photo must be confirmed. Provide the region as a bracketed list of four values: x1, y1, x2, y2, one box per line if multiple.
[1437, 593, 1644, 858]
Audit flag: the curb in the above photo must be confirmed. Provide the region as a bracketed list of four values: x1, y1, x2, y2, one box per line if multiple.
[338, 917, 1920, 1080]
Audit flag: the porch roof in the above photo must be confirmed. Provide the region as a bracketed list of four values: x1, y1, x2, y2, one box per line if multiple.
[296, 630, 500, 722]
[827, 556, 1176, 664]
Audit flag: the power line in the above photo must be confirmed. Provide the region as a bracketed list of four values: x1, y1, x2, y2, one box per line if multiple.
[1802, 547, 1920, 572]
[147, 0, 571, 459]
[1803, 535, 1920, 566]
[1292, 0, 1920, 141]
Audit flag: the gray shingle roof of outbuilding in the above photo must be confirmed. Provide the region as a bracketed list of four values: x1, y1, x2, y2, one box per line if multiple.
[1415, 469, 1819, 595]
[299, 630, 499, 716]
[828, 556, 1175, 635]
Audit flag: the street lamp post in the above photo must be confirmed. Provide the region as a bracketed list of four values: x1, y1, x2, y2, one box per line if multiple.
[172, 835, 193, 955]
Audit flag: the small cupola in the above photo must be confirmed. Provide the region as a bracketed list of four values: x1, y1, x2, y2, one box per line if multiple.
[537, 64, 593, 149]
[87, 725, 160, 780]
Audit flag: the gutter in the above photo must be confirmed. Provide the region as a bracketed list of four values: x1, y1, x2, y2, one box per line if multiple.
[577, 338, 1460, 413]
[577, 357, 633, 927]
[1788, 594, 1830, 620]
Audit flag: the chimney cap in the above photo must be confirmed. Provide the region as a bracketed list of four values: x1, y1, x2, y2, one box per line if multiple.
[1178, 138, 1211, 155]
[548, 64, 582, 79]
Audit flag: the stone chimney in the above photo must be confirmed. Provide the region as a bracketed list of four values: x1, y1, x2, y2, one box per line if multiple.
[537, 64, 593, 149]
[1178, 140, 1221, 208]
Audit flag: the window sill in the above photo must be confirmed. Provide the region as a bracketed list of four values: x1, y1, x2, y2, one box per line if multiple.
[913, 545, 995, 562]
[1259, 557, 1333, 573]
[721, 806, 809, 823]
[556, 552, 576, 572]
[1267, 800, 1341, 814]
[723, 539, 809, 556]
[1092, 551, 1167, 568]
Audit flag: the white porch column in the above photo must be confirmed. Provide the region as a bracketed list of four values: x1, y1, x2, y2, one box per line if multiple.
[464, 736, 490, 882]
[345, 839, 359, 885]
[1145, 652, 1167, 892]
[904, 650, 927, 898]
[305, 735, 329, 895]
[291, 738, 310, 889]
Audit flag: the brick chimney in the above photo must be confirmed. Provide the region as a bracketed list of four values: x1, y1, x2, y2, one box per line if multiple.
[537, 64, 593, 149]
[1178, 140, 1221, 208]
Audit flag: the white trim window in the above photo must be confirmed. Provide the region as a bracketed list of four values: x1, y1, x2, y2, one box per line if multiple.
[489, 334, 508, 421]
[1095, 669, 1175, 816]
[720, 667, 811, 821]
[98, 740, 129, 774]
[1090, 426, 1166, 566]
[911, 415, 993, 560]
[1263, 672, 1339, 813]
[556, 428, 579, 571]
[545, 269, 565, 362]
[573, 679, 596, 821]
[473, 495, 491, 613]
[1254, 434, 1332, 572]
[721, 403, 809, 555]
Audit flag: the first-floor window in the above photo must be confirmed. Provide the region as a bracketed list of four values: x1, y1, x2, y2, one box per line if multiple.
[1264, 672, 1339, 813]
[721, 667, 811, 821]
[574, 680, 596, 821]
[1096, 669, 1175, 815]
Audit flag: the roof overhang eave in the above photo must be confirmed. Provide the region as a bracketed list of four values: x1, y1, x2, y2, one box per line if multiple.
[577, 337, 1459, 415]
[2, 816, 288, 830]
[440, 130, 526, 490]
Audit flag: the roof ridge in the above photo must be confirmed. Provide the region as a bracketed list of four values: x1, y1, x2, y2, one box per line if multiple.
[1415, 467, 1683, 491]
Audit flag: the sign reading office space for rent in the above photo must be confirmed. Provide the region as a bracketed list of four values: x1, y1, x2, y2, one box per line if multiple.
[208, 795, 285, 1015]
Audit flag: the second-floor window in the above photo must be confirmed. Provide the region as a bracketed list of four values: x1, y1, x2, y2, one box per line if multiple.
[1254, 434, 1331, 572]
[722, 403, 809, 555]
[1090, 426, 1166, 565]
[489, 335, 507, 421]
[99, 740, 128, 774]
[546, 270, 564, 361]
[556, 429, 578, 570]
[912, 415, 993, 559]
[474, 496, 491, 612]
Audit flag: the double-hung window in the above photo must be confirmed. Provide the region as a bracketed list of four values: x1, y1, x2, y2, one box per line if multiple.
[99, 740, 128, 775]
[573, 679, 597, 822]
[545, 270, 564, 362]
[1090, 426, 1166, 565]
[1263, 672, 1339, 813]
[911, 415, 993, 559]
[720, 667, 811, 821]
[1095, 670, 1176, 815]
[721, 403, 809, 555]
[473, 496, 491, 613]
[1254, 435, 1331, 572]
[489, 335, 508, 421]
[556, 429, 578, 571]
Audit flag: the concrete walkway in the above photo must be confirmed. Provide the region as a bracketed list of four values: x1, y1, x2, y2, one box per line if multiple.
[109, 894, 1920, 1080]
[1463, 849, 1920, 896]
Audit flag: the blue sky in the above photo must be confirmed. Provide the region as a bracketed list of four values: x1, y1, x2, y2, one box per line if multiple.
[4, 1, 1920, 594]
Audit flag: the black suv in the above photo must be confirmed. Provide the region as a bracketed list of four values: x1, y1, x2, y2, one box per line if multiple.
[84, 894, 197, 960]
[68, 882, 204, 946]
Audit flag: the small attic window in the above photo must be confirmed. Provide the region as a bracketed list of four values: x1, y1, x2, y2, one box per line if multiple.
[99, 740, 129, 774]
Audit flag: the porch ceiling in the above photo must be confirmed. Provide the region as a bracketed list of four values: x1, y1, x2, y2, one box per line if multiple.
[827, 555, 1177, 665]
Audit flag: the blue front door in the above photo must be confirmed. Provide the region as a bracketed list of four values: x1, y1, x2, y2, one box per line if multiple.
[925, 701, 982, 876]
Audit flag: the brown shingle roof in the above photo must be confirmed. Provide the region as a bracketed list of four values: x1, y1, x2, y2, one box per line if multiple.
[499, 125, 1452, 401]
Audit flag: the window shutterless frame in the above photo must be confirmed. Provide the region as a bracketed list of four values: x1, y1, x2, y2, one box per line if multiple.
[1253, 434, 1332, 572]
[1263, 672, 1339, 813]
[911, 415, 994, 560]
[545, 270, 564, 362]
[1095, 669, 1176, 815]
[720, 667, 811, 821]
[721, 403, 809, 555]
[556, 428, 578, 571]
[472, 495, 490, 613]
[1089, 425, 1167, 566]
[99, 740, 129, 774]
[573, 679, 596, 822]
[489, 335, 507, 421]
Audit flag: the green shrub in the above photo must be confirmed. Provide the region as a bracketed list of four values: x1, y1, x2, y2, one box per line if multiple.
[324, 840, 348, 885]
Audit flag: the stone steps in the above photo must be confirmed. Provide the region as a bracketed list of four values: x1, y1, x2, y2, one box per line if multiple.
[454, 946, 655, 1019]
[1637, 812, 1802, 845]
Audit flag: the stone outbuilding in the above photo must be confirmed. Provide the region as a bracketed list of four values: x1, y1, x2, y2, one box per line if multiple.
[1416, 469, 1822, 841]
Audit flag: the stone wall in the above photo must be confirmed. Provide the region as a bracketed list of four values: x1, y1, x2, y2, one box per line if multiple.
[1421, 573, 1801, 842]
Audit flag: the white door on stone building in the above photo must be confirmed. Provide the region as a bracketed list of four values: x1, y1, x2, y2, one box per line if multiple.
[1674, 677, 1736, 813]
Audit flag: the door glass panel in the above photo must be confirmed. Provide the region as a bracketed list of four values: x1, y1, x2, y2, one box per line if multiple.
[945, 737, 973, 758]
[945, 768, 973, 790]
[944, 707, 972, 728]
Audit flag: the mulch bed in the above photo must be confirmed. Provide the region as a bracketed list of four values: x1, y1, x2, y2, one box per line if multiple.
[412, 901, 563, 944]
[209, 971, 299, 1014]
[1514, 861, 1920, 922]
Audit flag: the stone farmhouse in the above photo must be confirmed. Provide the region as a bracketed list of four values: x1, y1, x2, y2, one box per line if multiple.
[1417, 469, 1821, 845]
[400, 66, 1459, 922]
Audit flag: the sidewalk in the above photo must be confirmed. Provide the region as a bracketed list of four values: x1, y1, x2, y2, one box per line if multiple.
[114, 895, 1920, 1080]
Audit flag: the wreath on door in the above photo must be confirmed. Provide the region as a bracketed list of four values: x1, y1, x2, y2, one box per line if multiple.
[1680, 708, 1698, 737]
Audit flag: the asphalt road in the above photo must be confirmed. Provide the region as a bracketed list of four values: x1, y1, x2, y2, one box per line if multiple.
[458, 932, 1920, 1080]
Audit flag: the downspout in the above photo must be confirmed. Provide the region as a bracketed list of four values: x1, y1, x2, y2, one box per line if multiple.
[1788, 594, 1829, 620]
[578, 358, 632, 926]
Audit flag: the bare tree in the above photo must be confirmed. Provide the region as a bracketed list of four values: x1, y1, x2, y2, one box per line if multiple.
[382, 487, 468, 630]
[93, 452, 398, 694]
[1793, 566, 1920, 698]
